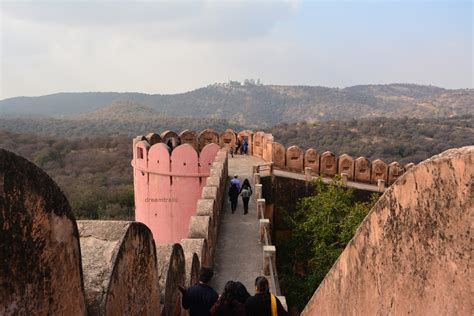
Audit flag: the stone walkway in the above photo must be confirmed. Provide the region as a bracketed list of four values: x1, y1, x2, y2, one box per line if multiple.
[210, 154, 265, 294]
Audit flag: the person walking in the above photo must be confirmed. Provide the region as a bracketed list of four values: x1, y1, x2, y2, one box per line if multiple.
[241, 138, 249, 155]
[235, 138, 241, 155]
[180, 267, 218, 316]
[229, 183, 239, 214]
[210, 281, 246, 316]
[240, 179, 252, 215]
[230, 175, 241, 192]
[245, 276, 288, 316]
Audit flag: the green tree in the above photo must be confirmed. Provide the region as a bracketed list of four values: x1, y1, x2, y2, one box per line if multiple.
[279, 177, 378, 311]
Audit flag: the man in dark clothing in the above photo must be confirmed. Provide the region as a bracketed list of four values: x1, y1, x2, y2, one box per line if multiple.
[245, 276, 288, 316]
[181, 267, 218, 316]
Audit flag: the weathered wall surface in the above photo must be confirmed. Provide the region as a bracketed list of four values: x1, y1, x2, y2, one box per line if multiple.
[78, 220, 160, 316]
[302, 146, 473, 315]
[0, 149, 86, 315]
[156, 244, 185, 316]
[133, 138, 220, 244]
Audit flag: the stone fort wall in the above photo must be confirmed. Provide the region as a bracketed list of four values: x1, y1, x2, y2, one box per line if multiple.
[301, 146, 473, 315]
[2, 130, 470, 315]
[1, 143, 229, 315]
[138, 128, 412, 189]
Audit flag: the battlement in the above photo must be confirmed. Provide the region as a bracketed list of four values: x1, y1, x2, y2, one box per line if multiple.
[133, 128, 412, 191]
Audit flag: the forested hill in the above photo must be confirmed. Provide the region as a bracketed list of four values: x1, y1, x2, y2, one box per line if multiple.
[1, 83, 472, 128]
[0, 101, 243, 138]
[269, 115, 474, 164]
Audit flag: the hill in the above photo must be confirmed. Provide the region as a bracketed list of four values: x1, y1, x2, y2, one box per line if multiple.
[1, 83, 472, 128]
[0, 101, 243, 138]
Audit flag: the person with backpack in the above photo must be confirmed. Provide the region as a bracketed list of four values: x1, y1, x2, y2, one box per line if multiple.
[240, 179, 252, 215]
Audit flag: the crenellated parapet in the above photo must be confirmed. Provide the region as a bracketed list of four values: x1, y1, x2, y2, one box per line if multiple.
[249, 130, 412, 188]
[132, 134, 221, 244]
[133, 127, 413, 191]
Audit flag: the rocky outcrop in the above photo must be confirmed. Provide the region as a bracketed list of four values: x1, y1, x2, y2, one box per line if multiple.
[302, 146, 473, 315]
[78, 220, 160, 316]
[0, 149, 86, 315]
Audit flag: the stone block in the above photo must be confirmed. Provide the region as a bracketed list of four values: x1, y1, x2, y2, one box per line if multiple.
[305, 148, 320, 175]
[371, 159, 388, 185]
[156, 244, 185, 316]
[354, 157, 371, 183]
[388, 161, 405, 185]
[78, 221, 160, 316]
[286, 145, 304, 172]
[320, 151, 337, 177]
[338, 154, 354, 180]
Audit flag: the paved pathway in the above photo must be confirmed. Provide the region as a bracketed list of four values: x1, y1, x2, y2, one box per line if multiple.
[210, 154, 265, 294]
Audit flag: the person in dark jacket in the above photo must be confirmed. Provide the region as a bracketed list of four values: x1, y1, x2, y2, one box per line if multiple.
[240, 179, 252, 215]
[245, 276, 288, 316]
[210, 281, 246, 316]
[181, 267, 218, 316]
[229, 182, 239, 214]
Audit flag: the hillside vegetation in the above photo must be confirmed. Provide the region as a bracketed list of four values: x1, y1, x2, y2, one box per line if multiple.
[1, 83, 472, 128]
[0, 130, 133, 219]
[269, 115, 474, 163]
[1, 115, 471, 219]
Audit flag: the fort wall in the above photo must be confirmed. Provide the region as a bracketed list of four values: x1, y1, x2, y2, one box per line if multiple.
[301, 146, 473, 315]
[1, 143, 229, 315]
[0, 149, 86, 315]
[250, 130, 411, 188]
[132, 138, 220, 244]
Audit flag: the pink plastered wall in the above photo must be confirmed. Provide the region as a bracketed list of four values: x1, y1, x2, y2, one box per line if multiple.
[132, 142, 220, 244]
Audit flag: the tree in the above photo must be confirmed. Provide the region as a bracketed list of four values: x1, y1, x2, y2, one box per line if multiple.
[279, 177, 378, 311]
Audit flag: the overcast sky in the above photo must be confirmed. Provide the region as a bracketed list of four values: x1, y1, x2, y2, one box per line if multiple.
[0, 0, 472, 99]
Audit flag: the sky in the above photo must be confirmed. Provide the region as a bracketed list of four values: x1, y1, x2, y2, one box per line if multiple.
[0, 0, 472, 99]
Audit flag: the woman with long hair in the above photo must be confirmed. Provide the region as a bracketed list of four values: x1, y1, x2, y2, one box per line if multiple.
[245, 276, 288, 316]
[240, 178, 252, 215]
[210, 281, 245, 316]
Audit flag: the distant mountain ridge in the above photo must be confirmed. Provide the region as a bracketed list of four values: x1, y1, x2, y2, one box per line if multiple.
[1, 83, 472, 127]
[0, 101, 243, 138]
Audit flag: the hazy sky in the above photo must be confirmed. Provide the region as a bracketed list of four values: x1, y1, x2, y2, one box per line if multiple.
[0, 0, 472, 99]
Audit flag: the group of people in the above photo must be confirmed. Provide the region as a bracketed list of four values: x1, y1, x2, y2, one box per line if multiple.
[228, 176, 252, 214]
[181, 267, 288, 316]
[231, 137, 249, 157]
